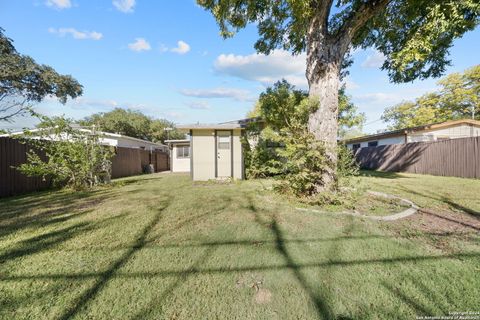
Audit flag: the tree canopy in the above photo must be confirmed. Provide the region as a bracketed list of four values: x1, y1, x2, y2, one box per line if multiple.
[198, 0, 479, 191]
[382, 64, 480, 129]
[0, 28, 83, 122]
[247, 80, 365, 137]
[79, 108, 185, 143]
[198, 0, 479, 83]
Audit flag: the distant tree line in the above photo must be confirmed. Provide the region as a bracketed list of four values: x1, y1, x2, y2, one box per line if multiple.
[78, 108, 185, 144]
[382, 65, 480, 130]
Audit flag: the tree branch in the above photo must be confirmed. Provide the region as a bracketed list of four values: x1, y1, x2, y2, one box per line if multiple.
[336, 0, 391, 47]
[315, 0, 334, 34]
[0, 98, 29, 122]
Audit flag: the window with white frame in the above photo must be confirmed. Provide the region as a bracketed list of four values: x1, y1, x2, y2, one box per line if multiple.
[176, 145, 190, 158]
[217, 135, 230, 150]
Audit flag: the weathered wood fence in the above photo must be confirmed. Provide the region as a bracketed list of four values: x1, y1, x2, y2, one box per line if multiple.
[355, 136, 480, 179]
[0, 137, 169, 198]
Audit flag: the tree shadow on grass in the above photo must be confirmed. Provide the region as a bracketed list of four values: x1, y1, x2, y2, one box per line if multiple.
[58, 193, 232, 319]
[130, 246, 216, 320]
[0, 221, 94, 263]
[359, 170, 407, 179]
[112, 175, 165, 186]
[2, 185, 479, 319]
[58, 198, 172, 320]
[0, 190, 117, 240]
[270, 219, 338, 320]
[0, 210, 131, 265]
[381, 272, 458, 317]
[246, 194, 338, 320]
[396, 185, 480, 220]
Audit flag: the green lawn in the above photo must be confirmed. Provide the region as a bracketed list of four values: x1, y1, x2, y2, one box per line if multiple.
[0, 172, 479, 319]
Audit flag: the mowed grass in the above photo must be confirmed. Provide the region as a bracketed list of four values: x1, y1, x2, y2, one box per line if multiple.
[0, 172, 479, 319]
[359, 170, 480, 215]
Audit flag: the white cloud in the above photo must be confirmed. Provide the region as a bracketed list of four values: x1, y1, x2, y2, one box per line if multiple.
[214, 50, 307, 88]
[361, 50, 386, 68]
[159, 41, 190, 55]
[179, 87, 253, 102]
[128, 38, 151, 52]
[354, 93, 405, 106]
[48, 28, 103, 40]
[343, 77, 360, 90]
[159, 44, 169, 53]
[112, 0, 135, 13]
[162, 111, 184, 119]
[186, 101, 210, 110]
[170, 40, 191, 54]
[45, 0, 71, 9]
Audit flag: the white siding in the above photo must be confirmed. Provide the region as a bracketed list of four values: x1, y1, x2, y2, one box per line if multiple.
[346, 135, 404, 149]
[99, 136, 166, 151]
[191, 129, 216, 181]
[407, 124, 480, 142]
[346, 123, 480, 149]
[190, 129, 244, 181]
[232, 129, 243, 180]
[171, 145, 190, 172]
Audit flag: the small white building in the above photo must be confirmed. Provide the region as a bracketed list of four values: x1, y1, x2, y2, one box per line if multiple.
[164, 139, 191, 173]
[0, 127, 168, 152]
[176, 122, 245, 181]
[344, 119, 480, 151]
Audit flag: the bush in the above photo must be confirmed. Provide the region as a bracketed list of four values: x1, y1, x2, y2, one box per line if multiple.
[17, 116, 113, 190]
[243, 80, 360, 203]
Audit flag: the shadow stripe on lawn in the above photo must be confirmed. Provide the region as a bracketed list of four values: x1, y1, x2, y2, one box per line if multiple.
[2, 252, 478, 282]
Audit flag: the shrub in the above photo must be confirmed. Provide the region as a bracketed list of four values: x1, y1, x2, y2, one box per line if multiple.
[244, 80, 360, 203]
[17, 115, 113, 190]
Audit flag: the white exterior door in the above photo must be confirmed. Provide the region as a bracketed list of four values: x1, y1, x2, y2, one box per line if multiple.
[216, 131, 231, 177]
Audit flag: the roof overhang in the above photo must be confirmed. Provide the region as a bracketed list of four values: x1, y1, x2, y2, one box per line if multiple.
[343, 119, 480, 144]
[176, 124, 245, 131]
[164, 139, 190, 144]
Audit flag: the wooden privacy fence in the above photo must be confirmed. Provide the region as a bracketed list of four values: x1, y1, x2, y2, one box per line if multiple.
[0, 137, 169, 198]
[110, 147, 169, 178]
[355, 136, 480, 179]
[0, 137, 52, 198]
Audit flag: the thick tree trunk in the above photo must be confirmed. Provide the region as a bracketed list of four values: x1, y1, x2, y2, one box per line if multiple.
[305, 17, 346, 192]
[307, 63, 340, 191]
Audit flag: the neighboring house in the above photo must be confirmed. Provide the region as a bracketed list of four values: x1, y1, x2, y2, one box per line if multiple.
[344, 119, 480, 152]
[165, 139, 190, 173]
[177, 122, 245, 181]
[1, 127, 168, 152]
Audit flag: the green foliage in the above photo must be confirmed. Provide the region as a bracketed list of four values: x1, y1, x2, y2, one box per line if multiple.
[361, 1, 480, 83]
[199, 0, 478, 192]
[382, 65, 480, 129]
[244, 81, 359, 200]
[198, 0, 479, 83]
[246, 80, 365, 138]
[0, 28, 82, 122]
[274, 132, 330, 197]
[79, 108, 185, 143]
[17, 115, 113, 190]
[338, 86, 365, 138]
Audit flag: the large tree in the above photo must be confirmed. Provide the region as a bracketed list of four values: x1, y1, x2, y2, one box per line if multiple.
[79, 108, 185, 143]
[247, 80, 365, 137]
[382, 64, 480, 129]
[197, 0, 480, 190]
[0, 28, 82, 122]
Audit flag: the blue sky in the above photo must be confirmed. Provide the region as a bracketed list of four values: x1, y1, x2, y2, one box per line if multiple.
[1, 0, 479, 133]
